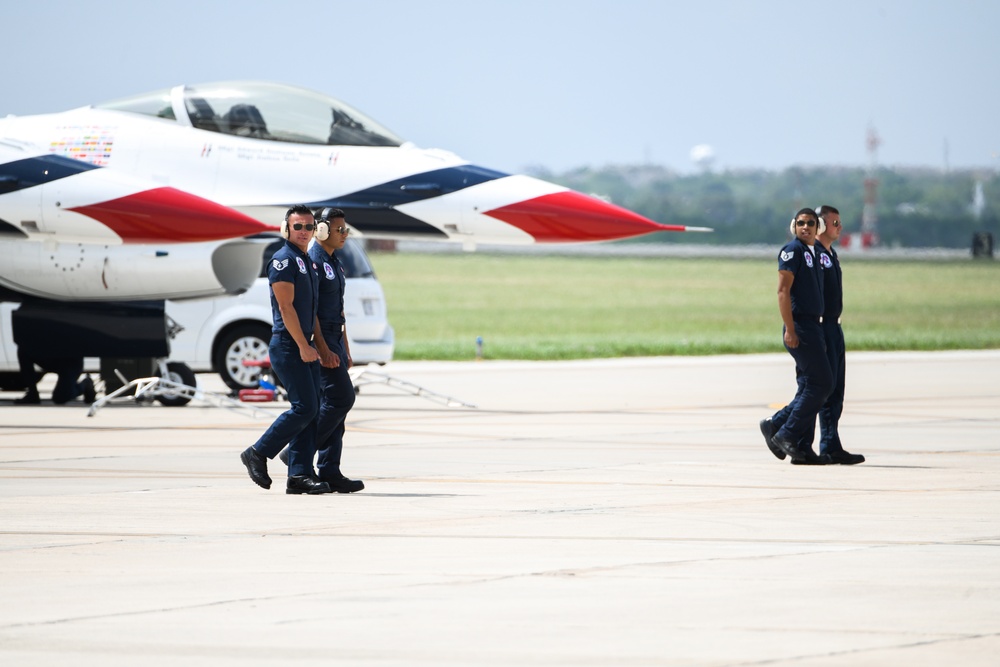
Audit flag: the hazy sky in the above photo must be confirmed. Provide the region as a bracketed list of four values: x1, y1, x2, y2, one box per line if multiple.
[4, 0, 998, 175]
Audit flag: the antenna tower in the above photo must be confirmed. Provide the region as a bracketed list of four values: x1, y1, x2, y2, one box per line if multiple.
[860, 125, 881, 248]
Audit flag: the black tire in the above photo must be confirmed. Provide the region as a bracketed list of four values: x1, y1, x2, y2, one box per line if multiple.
[213, 323, 272, 391]
[156, 362, 196, 407]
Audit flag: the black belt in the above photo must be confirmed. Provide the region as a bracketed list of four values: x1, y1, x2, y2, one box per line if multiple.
[793, 314, 822, 323]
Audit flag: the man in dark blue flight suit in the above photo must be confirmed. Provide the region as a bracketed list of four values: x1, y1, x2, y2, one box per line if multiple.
[762, 206, 865, 465]
[760, 207, 833, 465]
[240, 205, 331, 494]
[812, 205, 865, 464]
[278, 208, 364, 492]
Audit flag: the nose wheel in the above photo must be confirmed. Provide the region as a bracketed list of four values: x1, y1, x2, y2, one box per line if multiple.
[154, 361, 197, 407]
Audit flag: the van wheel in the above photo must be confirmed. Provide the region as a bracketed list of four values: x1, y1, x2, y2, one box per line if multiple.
[214, 324, 271, 391]
[156, 362, 196, 407]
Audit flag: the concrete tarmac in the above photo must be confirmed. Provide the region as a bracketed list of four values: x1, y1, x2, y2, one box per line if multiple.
[1, 351, 998, 666]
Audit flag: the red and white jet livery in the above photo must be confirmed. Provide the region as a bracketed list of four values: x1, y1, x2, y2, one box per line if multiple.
[0, 81, 706, 366]
[0, 139, 276, 302]
[2, 81, 704, 255]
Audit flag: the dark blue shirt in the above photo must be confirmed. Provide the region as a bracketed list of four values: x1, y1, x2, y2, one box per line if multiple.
[308, 242, 347, 343]
[817, 243, 842, 322]
[267, 240, 318, 337]
[778, 238, 825, 318]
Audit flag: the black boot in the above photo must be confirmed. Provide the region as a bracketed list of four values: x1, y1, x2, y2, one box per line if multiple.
[240, 447, 272, 489]
[759, 418, 785, 460]
[322, 473, 365, 493]
[15, 389, 41, 405]
[286, 475, 332, 495]
[826, 449, 865, 465]
[773, 434, 829, 465]
[81, 376, 97, 404]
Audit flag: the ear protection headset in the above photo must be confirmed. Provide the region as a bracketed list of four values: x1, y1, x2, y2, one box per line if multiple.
[789, 213, 826, 236]
[814, 206, 827, 235]
[314, 207, 345, 242]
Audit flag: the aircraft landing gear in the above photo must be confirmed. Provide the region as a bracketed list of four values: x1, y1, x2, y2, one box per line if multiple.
[154, 361, 197, 407]
[94, 357, 198, 409]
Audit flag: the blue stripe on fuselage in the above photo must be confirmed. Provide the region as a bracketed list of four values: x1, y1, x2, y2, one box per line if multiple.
[306, 164, 508, 211]
[300, 164, 511, 239]
[0, 154, 100, 192]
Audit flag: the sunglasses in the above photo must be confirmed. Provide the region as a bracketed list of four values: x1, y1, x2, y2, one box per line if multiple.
[335, 226, 350, 235]
[795, 219, 817, 227]
[291, 223, 315, 231]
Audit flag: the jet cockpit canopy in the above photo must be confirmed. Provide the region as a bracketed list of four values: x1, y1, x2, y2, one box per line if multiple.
[96, 81, 404, 147]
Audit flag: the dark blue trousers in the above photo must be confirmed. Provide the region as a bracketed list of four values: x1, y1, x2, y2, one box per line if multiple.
[817, 322, 846, 455]
[315, 338, 356, 480]
[772, 318, 833, 449]
[772, 321, 843, 453]
[251, 334, 320, 478]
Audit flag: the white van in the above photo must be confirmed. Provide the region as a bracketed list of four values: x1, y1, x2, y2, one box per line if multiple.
[0, 238, 394, 394]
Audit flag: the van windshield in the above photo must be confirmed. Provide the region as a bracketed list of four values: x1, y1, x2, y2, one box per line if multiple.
[335, 239, 375, 278]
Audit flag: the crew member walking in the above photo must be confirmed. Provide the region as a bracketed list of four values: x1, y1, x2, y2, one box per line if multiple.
[813, 205, 865, 464]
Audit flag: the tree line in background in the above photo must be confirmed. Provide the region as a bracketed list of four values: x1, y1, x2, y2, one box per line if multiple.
[530, 164, 1000, 248]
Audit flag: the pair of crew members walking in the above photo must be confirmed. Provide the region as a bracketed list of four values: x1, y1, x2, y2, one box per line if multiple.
[240, 205, 364, 494]
[761, 206, 864, 466]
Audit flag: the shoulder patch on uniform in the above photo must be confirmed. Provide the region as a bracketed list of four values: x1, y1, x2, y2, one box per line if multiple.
[271, 258, 289, 272]
[804, 252, 814, 267]
[820, 253, 833, 268]
[323, 262, 335, 280]
[295, 257, 307, 273]
[780, 251, 794, 262]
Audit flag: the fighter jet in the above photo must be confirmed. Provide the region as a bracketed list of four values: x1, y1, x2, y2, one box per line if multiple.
[2, 81, 705, 248]
[0, 81, 706, 367]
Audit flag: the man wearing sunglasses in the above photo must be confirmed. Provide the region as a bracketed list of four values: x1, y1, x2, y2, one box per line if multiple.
[760, 208, 833, 465]
[240, 205, 331, 495]
[278, 208, 364, 492]
[812, 206, 864, 464]
[762, 206, 865, 465]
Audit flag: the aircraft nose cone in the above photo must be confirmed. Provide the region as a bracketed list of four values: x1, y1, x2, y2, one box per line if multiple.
[484, 189, 684, 243]
[69, 187, 277, 243]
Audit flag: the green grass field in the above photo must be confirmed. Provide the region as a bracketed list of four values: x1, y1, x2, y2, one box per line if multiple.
[369, 252, 1000, 360]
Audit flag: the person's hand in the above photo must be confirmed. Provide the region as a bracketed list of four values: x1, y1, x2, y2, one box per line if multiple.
[300, 345, 320, 363]
[783, 328, 799, 349]
[319, 348, 338, 368]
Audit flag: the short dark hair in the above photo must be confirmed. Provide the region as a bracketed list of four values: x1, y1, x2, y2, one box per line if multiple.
[315, 207, 346, 222]
[284, 204, 314, 221]
[793, 207, 818, 222]
[816, 204, 839, 217]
